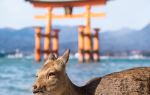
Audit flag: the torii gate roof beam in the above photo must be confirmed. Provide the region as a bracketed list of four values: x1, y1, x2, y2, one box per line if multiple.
[26, 0, 107, 8]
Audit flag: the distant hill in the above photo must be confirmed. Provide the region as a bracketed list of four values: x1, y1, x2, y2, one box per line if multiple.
[0, 26, 78, 54]
[100, 24, 150, 52]
[0, 24, 150, 54]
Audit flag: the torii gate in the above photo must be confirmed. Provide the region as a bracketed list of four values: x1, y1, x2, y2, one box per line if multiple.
[25, 0, 107, 63]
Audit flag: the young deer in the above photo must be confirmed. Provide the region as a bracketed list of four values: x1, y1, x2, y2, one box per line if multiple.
[32, 49, 150, 95]
[32, 49, 101, 95]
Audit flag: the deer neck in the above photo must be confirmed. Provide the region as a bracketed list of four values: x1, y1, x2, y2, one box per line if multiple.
[58, 74, 82, 95]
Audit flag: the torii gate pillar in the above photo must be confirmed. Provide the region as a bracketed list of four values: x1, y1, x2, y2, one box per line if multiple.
[84, 6, 92, 62]
[44, 8, 52, 60]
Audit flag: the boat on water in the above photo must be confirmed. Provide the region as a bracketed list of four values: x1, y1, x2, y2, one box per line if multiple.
[7, 49, 23, 59]
[129, 54, 145, 59]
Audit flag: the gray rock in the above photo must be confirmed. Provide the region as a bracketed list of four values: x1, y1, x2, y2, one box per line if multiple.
[91, 67, 150, 95]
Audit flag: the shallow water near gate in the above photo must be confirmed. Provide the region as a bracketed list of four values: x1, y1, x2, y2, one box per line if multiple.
[0, 57, 150, 95]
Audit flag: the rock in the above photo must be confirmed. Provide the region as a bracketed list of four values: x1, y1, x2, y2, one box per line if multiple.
[94, 67, 150, 95]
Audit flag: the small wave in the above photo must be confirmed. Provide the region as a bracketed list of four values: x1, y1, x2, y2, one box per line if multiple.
[7, 54, 23, 59]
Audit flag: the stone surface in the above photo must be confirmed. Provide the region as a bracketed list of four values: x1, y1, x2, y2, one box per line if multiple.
[92, 67, 150, 95]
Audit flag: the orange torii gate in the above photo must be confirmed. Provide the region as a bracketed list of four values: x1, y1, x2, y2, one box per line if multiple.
[26, 0, 107, 63]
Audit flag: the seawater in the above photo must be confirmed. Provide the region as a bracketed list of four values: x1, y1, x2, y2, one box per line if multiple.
[0, 57, 150, 95]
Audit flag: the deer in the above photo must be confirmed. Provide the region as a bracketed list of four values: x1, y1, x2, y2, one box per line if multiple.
[32, 49, 150, 95]
[32, 49, 101, 95]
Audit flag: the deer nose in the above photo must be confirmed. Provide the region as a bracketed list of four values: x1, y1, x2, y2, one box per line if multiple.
[32, 84, 40, 94]
[33, 84, 37, 89]
[32, 84, 45, 94]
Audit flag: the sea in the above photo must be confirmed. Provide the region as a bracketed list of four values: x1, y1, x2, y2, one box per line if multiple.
[0, 57, 150, 95]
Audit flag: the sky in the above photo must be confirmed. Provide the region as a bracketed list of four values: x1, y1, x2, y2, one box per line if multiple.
[0, 0, 150, 31]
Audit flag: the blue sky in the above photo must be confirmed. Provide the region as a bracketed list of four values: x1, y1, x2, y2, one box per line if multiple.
[0, 0, 150, 31]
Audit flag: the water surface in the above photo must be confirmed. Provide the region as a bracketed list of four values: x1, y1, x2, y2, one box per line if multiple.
[0, 58, 150, 95]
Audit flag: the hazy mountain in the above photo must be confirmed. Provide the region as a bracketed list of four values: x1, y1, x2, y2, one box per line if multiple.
[0, 24, 150, 54]
[100, 25, 150, 52]
[0, 26, 78, 54]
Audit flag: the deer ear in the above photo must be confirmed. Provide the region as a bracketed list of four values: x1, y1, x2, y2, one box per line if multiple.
[59, 49, 70, 64]
[48, 53, 57, 61]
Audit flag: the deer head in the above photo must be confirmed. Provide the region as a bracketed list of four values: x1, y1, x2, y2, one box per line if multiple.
[32, 49, 70, 95]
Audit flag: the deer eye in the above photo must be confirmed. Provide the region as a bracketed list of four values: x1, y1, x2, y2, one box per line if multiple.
[48, 72, 55, 77]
